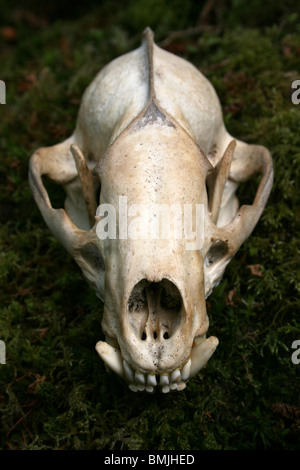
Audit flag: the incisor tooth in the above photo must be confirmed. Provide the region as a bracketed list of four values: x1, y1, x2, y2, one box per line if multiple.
[162, 385, 170, 393]
[177, 382, 186, 391]
[181, 358, 191, 381]
[146, 385, 154, 393]
[129, 384, 138, 392]
[189, 336, 219, 378]
[147, 373, 157, 387]
[170, 369, 181, 383]
[95, 341, 125, 380]
[137, 384, 146, 391]
[160, 374, 169, 386]
[170, 383, 178, 390]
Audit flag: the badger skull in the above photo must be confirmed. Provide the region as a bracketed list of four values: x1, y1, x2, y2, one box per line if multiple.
[29, 28, 273, 393]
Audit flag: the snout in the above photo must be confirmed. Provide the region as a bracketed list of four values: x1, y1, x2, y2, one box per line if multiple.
[95, 335, 218, 393]
[96, 277, 219, 393]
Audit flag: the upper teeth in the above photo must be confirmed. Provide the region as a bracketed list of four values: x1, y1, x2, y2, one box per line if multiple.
[123, 363, 189, 393]
[126, 365, 187, 393]
[95, 336, 218, 393]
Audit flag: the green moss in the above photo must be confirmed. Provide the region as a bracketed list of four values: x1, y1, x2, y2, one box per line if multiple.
[0, 0, 300, 451]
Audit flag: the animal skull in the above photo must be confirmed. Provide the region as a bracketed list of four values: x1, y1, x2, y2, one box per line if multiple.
[29, 28, 273, 393]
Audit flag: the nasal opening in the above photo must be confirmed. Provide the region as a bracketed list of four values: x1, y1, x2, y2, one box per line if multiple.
[128, 279, 183, 342]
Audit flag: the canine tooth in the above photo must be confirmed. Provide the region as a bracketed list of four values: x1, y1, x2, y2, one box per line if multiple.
[129, 384, 138, 392]
[190, 336, 219, 378]
[170, 383, 178, 390]
[146, 385, 154, 393]
[160, 374, 169, 386]
[123, 360, 134, 383]
[177, 382, 186, 391]
[181, 358, 191, 381]
[162, 385, 170, 393]
[137, 384, 146, 391]
[95, 341, 125, 380]
[170, 369, 181, 383]
[147, 373, 157, 387]
[135, 371, 146, 385]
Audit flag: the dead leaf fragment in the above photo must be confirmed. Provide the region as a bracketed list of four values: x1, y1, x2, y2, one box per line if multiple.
[1, 27, 17, 41]
[247, 264, 263, 277]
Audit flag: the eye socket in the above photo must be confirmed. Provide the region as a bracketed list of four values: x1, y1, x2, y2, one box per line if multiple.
[80, 243, 105, 272]
[41, 176, 66, 209]
[205, 240, 228, 267]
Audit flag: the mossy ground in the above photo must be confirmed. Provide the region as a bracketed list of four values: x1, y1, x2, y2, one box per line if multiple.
[0, 0, 299, 450]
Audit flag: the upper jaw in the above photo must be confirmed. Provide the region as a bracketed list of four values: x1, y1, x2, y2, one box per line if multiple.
[95, 334, 219, 393]
[98, 269, 217, 392]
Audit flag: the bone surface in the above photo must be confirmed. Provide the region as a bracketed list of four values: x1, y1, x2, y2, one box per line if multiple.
[29, 28, 273, 393]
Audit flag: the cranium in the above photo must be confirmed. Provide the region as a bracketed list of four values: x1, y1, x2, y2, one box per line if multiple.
[29, 28, 273, 393]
